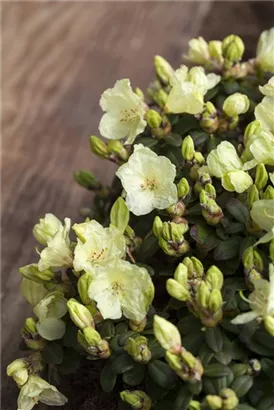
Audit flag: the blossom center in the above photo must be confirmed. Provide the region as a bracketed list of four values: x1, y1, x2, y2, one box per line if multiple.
[88, 248, 106, 262]
[141, 177, 157, 191]
[120, 107, 139, 123]
[111, 281, 124, 294]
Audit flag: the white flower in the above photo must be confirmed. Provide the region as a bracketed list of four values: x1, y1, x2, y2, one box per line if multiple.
[116, 144, 177, 216]
[250, 199, 274, 245]
[206, 141, 253, 193]
[232, 264, 274, 325]
[73, 220, 126, 273]
[38, 218, 73, 271]
[259, 76, 274, 97]
[185, 37, 209, 65]
[165, 66, 220, 115]
[255, 95, 274, 134]
[17, 375, 67, 410]
[33, 214, 62, 246]
[256, 27, 274, 73]
[33, 291, 67, 321]
[88, 259, 154, 321]
[99, 79, 146, 144]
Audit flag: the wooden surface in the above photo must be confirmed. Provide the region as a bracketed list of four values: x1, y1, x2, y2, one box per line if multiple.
[2, 2, 274, 408]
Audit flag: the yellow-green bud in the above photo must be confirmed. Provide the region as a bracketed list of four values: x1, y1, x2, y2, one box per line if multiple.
[247, 185, 259, 208]
[158, 237, 177, 256]
[77, 273, 93, 305]
[193, 152, 205, 165]
[270, 239, 274, 261]
[166, 278, 190, 302]
[67, 298, 94, 330]
[166, 349, 204, 382]
[183, 256, 204, 279]
[153, 216, 163, 238]
[78, 327, 111, 358]
[244, 120, 261, 146]
[154, 55, 174, 85]
[189, 401, 201, 410]
[73, 170, 101, 190]
[264, 315, 274, 337]
[255, 163, 268, 190]
[196, 282, 211, 308]
[90, 135, 108, 158]
[205, 183, 216, 199]
[182, 135, 195, 161]
[7, 359, 29, 387]
[120, 390, 152, 410]
[177, 178, 190, 198]
[263, 185, 274, 199]
[204, 395, 222, 410]
[153, 315, 182, 353]
[248, 359, 261, 376]
[125, 336, 151, 364]
[220, 388, 239, 410]
[25, 318, 37, 335]
[174, 263, 188, 285]
[243, 246, 264, 272]
[205, 266, 224, 290]
[222, 35, 245, 64]
[166, 201, 186, 218]
[107, 140, 129, 161]
[146, 109, 162, 129]
[19, 264, 54, 283]
[208, 40, 223, 64]
[208, 289, 223, 312]
[129, 317, 147, 333]
[135, 87, 145, 101]
[21, 319, 46, 350]
[200, 102, 219, 133]
[186, 37, 209, 65]
[154, 89, 168, 108]
[223, 93, 250, 117]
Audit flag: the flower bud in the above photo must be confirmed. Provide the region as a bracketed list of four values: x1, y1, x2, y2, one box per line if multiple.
[78, 327, 111, 358]
[189, 401, 202, 410]
[208, 289, 223, 312]
[166, 201, 186, 218]
[243, 120, 261, 146]
[158, 237, 177, 256]
[247, 185, 259, 208]
[219, 388, 239, 410]
[77, 273, 93, 305]
[263, 185, 274, 199]
[107, 140, 129, 161]
[166, 349, 204, 382]
[67, 298, 94, 330]
[200, 102, 219, 133]
[19, 264, 54, 283]
[255, 163, 268, 190]
[154, 55, 174, 85]
[25, 318, 37, 335]
[120, 390, 152, 410]
[204, 395, 222, 409]
[182, 135, 195, 161]
[154, 89, 168, 108]
[33, 214, 62, 246]
[73, 170, 101, 190]
[186, 37, 209, 65]
[174, 263, 188, 285]
[145, 109, 162, 129]
[90, 135, 108, 158]
[223, 93, 250, 117]
[129, 317, 147, 333]
[256, 27, 274, 73]
[222, 34, 245, 64]
[135, 87, 145, 100]
[183, 256, 204, 279]
[196, 282, 211, 309]
[243, 246, 264, 272]
[7, 359, 29, 387]
[193, 152, 205, 165]
[153, 216, 163, 238]
[205, 183, 216, 199]
[177, 178, 190, 199]
[264, 315, 274, 337]
[208, 40, 223, 64]
[200, 192, 224, 225]
[205, 266, 224, 290]
[125, 336, 151, 364]
[166, 278, 190, 301]
[153, 315, 182, 353]
[248, 359, 261, 376]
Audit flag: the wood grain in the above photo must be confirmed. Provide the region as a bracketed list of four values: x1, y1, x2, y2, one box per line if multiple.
[2, 2, 273, 408]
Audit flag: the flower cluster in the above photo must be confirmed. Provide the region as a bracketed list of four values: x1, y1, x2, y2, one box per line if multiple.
[8, 28, 274, 410]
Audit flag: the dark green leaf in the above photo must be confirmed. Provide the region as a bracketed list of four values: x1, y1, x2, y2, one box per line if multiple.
[190, 130, 209, 147]
[204, 364, 233, 378]
[205, 327, 223, 353]
[236, 405, 256, 410]
[100, 363, 117, 393]
[138, 231, 159, 261]
[199, 344, 214, 367]
[136, 137, 159, 149]
[111, 353, 135, 374]
[164, 145, 183, 167]
[231, 375, 253, 397]
[148, 360, 177, 389]
[174, 385, 193, 410]
[173, 114, 200, 135]
[42, 342, 64, 365]
[62, 323, 79, 349]
[177, 316, 201, 335]
[98, 320, 116, 340]
[58, 348, 80, 375]
[213, 237, 242, 260]
[257, 395, 274, 410]
[122, 363, 146, 386]
[226, 199, 249, 223]
[190, 224, 220, 252]
[182, 332, 204, 355]
[164, 133, 182, 147]
[261, 358, 274, 379]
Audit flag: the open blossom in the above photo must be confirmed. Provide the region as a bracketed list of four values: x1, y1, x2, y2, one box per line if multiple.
[88, 259, 154, 321]
[73, 220, 126, 273]
[250, 199, 274, 245]
[99, 79, 146, 144]
[165, 65, 220, 115]
[206, 141, 253, 193]
[256, 27, 274, 73]
[116, 144, 177, 216]
[38, 218, 73, 271]
[17, 375, 67, 410]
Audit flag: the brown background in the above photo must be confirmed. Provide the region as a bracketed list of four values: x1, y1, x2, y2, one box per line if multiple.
[2, 2, 274, 408]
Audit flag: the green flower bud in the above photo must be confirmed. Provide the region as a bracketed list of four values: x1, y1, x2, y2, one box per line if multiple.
[158, 237, 177, 256]
[78, 327, 111, 358]
[200, 191, 224, 225]
[174, 263, 189, 285]
[200, 102, 219, 133]
[243, 246, 264, 272]
[208, 40, 223, 63]
[166, 201, 186, 218]
[170, 222, 189, 242]
[270, 239, 274, 261]
[196, 282, 211, 308]
[263, 185, 274, 199]
[125, 336, 151, 364]
[19, 264, 54, 284]
[166, 278, 190, 301]
[208, 289, 223, 312]
[223, 93, 250, 117]
[189, 401, 201, 410]
[183, 256, 204, 279]
[135, 87, 145, 100]
[153, 315, 182, 353]
[153, 216, 163, 238]
[166, 349, 204, 382]
[33, 214, 62, 246]
[73, 170, 101, 190]
[145, 109, 162, 129]
[205, 183, 216, 199]
[186, 36, 209, 65]
[177, 178, 190, 198]
[255, 163, 268, 190]
[21, 318, 46, 351]
[219, 388, 239, 410]
[204, 395, 222, 409]
[120, 390, 152, 410]
[107, 140, 129, 161]
[222, 34, 245, 64]
[247, 184, 259, 208]
[90, 135, 108, 158]
[67, 298, 94, 330]
[154, 55, 174, 85]
[182, 135, 195, 161]
[7, 359, 29, 387]
[231, 363, 248, 377]
[25, 318, 37, 335]
[205, 266, 224, 290]
[193, 152, 205, 165]
[248, 359, 261, 376]
[243, 120, 262, 146]
[264, 315, 274, 337]
[154, 89, 168, 108]
[77, 273, 93, 305]
[129, 317, 147, 333]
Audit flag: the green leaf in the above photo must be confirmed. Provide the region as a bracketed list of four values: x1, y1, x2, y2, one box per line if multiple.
[226, 199, 249, 223]
[110, 197, 129, 233]
[135, 136, 159, 149]
[164, 133, 182, 147]
[111, 353, 135, 374]
[148, 339, 165, 360]
[173, 114, 200, 135]
[236, 405, 256, 410]
[98, 320, 116, 340]
[42, 342, 64, 365]
[138, 230, 159, 261]
[164, 145, 183, 167]
[190, 224, 220, 252]
[148, 360, 177, 389]
[177, 316, 201, 335]
[204, 364, 233, 378]
[182, 332, 204, 355]
[122, 363, 146, 386]
[199, 344, 214, 367]
[58, 348, 81, 374]
[231, 375, 253, 397]
[261, 358, 274, 380]
[205, 327, 223, 353]
[100, 363, 117, 393]
[62, 323, 79, 349]
[213, 237, 242, 260]
[190, 130, 209, 147]
[174, 385, 193, 410]
[257, 395, 274, 410]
